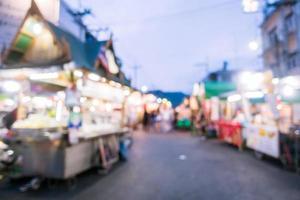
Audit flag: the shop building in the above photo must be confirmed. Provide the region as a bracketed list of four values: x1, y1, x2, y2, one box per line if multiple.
[261, 0, 300, 77]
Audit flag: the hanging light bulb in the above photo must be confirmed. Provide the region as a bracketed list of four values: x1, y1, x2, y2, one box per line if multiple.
[242, 0, 260, 13]
[248, 40, 259, 51]
[32, 22, 43, 35]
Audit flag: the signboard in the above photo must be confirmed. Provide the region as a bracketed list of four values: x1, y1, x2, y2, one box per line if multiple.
[0, 0, 60, 58]
[245, 124, 279, 158]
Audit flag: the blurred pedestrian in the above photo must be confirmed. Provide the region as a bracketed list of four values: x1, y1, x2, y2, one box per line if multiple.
[149, 110, 157, 131]
[142, 110, 150, 131]
[159, 104, 174, 133]
[2, 108, 17, 130]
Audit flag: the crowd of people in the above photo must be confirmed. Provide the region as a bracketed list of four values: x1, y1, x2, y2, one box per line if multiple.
[141, 96, 204, 134]
[142, 103, 175, 133]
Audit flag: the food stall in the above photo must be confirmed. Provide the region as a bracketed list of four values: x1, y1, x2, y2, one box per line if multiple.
[232, 72, 299, 169]
[275, 76, 300, 170]
[241, 72, 281, 159]
[202, 81, 237, 138]
[213, 71, 279, 155]
[124, 91, 144, 129]
[0, 2, 133, 190]
[199, 80, 244, 145]
[217, 92, 246, 150]
[215, 72, 272, 151]
[244, 97, 280, 159]
[175, 98, 192, 129]
[0, 69, 132, 189]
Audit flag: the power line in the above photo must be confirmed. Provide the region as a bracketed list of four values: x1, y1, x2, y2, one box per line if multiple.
[106, 0, 238, 26]
[82, 0, 240, 41]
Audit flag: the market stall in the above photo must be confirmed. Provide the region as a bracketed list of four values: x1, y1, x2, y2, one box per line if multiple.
[216, 72, 269, 151]
[275, 76, 300, 170]
[0, 2, 133, 190]
[239, 72, 281, 159]
[0, 69, 131, 188]
[244, 99, 280, 159]
[124, 91, 144, 129]
[175, 98, 192, 129]
[217, 92, 246, 150]
[203, 81, 237, 138]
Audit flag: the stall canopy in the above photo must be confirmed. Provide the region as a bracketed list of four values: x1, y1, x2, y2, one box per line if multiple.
[281, 90, 300, 103]
[48, 22, 101, 71]
[2, 1, 131, 86]
[204, 81, 236, 98]
[2, 1, 67, 68]
[2, 1, 100, 70]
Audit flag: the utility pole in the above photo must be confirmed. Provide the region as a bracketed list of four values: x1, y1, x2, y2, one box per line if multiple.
[194, 57, 210, 79]
[131, 65, 142, 88]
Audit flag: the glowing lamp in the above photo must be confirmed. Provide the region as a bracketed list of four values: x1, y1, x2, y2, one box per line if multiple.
[2, 80, 21, 93]
[282, 85, 295, 97]
[228, 94, 242, 102]
[141, 85, 148, 93]
[242, 0, 260, 13]
[33, 23, 43, 35]
[88, 73, 101, 82]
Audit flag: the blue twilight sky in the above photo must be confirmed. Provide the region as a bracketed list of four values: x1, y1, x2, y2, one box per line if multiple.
[66, 0, 262, 93]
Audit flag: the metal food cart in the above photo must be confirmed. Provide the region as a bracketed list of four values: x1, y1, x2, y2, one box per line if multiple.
[3, 127, 131, 191]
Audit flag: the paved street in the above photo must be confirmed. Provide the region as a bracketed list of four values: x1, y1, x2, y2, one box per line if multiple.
[1, 131, 300, 200]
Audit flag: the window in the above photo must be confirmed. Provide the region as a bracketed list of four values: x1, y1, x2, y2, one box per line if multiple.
[287, 53, 298, 70]
[268, 28, 278, 46]
[285, 13, 296, 33]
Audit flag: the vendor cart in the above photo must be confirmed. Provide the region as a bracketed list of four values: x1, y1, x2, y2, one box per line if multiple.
[0, 3, 136, 190]
[175, 98, 192, 130]
[218, 120, 243, 150]
[1, 128, 131, 191]
[0, 68, 133, 191]
[216, 92, 248, 150]
[275, 76, 300, 170]
[279, 127, 300, 171]
[4, 127, 130, 179]
[245, 123, 280, 159]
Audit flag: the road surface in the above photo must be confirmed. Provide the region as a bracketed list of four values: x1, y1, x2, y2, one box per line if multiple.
[1, 131, 300, 200]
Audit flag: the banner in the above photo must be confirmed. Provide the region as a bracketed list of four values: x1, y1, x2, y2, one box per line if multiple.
[245, 124, 279, 158]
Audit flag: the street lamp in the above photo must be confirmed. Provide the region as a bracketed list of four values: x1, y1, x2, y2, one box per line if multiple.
[242, 0, 299, 13]
[248, 40, 259, 51]
[242, 0, 260, 13]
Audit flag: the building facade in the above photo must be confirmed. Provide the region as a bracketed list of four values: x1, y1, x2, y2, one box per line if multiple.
[261, 0, 300, 77]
